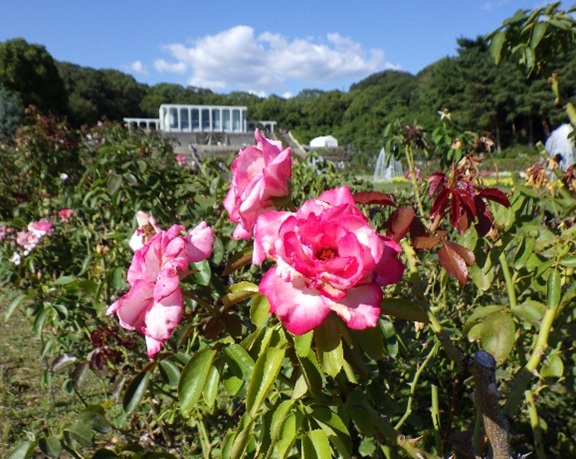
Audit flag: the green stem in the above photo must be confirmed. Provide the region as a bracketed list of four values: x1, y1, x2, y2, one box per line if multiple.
[431, 384, 442, 455]
[525, 389, 547, 459]
[499, 251, 517, 308]
[504, 299, 560, 416]
[405, 145, 426, 218]
[395, 342, 439, 429]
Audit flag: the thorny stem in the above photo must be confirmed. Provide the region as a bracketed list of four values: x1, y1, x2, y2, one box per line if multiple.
[395, 342, 439, 430]
[358, 396, 441, 459]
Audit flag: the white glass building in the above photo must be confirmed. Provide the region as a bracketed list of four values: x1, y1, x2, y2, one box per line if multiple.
[124, 104, 276, 135]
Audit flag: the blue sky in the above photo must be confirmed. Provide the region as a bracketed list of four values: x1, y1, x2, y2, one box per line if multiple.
[0, 0, 556, 97]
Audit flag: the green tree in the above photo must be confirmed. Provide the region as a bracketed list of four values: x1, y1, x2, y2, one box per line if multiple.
[0, 84, 24, 138]
[0, 38, 68, 115]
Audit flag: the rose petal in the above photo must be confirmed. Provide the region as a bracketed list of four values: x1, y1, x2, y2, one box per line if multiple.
[259, 268, 332, 335]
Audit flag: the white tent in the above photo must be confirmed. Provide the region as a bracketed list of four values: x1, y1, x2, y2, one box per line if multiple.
[310, 135, 338, 148]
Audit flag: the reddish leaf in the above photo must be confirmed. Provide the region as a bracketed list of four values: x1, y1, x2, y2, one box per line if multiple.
[430, 188, 451, 218]
[353, 191, 396, 207]
[413, 236, 442, 250]
[386, 207, 415, 242]
[439, 242, 469, 285]
[428, 172, 447, 197]
[409, 216, 428, 239]
[478, 188, 510, 207]
[474, 197, 494, 237]
[444, 240, 475, 265]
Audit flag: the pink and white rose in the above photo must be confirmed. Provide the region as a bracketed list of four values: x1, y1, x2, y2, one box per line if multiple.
[223, 129, 291, 240]
[28, 218, 53, 237]
[107, 222, 214, 358]
[253, 186, 404, 335]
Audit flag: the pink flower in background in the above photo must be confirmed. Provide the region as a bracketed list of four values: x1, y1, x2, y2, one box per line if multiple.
[254, 186, 404, 335]
[0, 226, 7, 242]
[175, 154, 187, 166]
[16, 230, 41, 251]
[223, 129, 291, 240]
[107, 222, 214, 358]
[129, 211, 163, 252]
[58, 209, 73, 220]
[28, 218, 53, 237]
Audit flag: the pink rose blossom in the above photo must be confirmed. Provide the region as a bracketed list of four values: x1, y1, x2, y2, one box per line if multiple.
[129, 211, 163, 252]
[223, 129, 291, 240]
[254, 186, 404, 335]
[58, 209, 74, 220]
[175, 154, 187, 166]
[107, 222, 214, 358]
[16, 230, 41, 251]
[28, 218, 53, 237]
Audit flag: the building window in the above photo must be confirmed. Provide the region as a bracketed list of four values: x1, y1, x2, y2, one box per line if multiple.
[213, 109, 221, 131]
[223, 109, 231, 131]
[191, 108, 199, 131]
[232, 109, 241, 132]
[169, 107, 179, 130]
[201, 108, 210, 131]
[180, 108, 190, 130]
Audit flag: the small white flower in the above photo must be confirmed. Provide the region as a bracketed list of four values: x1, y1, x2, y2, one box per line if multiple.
[60, 173, 69, 181]
[10, 252, 21, 265]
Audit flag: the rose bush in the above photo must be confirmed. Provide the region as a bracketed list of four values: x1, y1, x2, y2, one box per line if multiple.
[253, 186, 404, 334]
[223, 129, 291, 239]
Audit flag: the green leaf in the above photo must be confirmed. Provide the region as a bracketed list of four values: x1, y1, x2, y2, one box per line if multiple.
[489, 31, 506, 64]
[38, 437, 62, 458]
[380, 298, 428, 323]
[230, 414, 254, 459]
[106, 173, 122, 194]
[249, 294, 270, 327]
[302, 429, 332, 459]
[192, 259, 212, 286]
[6, 441, 37, 459]
[203, 364, 220, 409]
[468, 310, 515, 364]
[530, 22, 548, 48]
[540, 351, 564, 379]
[463, 305, 507, 334]
[293, 331, 313, 357]
[296, 351, 324, 398]
[560, 254, 576, 268]
[547, 268, 561, 310]
[511, 300, 547, 323]
[222, 282, 259, 308]
[178, 348, 216, 416]
[122, 366, 151, 414]
[246, 347, 285, 418]
[158, 360, 180, 387]
[350, 326, 384, 361]
[4, 293, 31, 320]
[312, 407, 352, 458]
[271, 412, 299, 458]
[314, 316, 344, 378]
[224, 343, 255, 381]
[52, 275, 76, 286]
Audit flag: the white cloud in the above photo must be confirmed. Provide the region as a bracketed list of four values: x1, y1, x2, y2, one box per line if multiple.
[154, 26, 395, 95]
[126, 60, 148, 75]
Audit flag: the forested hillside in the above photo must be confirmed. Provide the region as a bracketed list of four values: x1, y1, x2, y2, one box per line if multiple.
[1, 35, 575, 163]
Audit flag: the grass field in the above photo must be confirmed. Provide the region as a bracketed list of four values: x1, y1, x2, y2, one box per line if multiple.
[0, 289, 106, 455]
